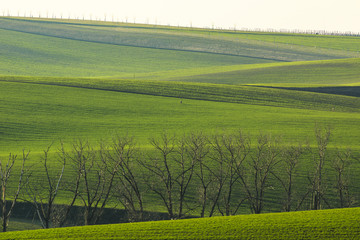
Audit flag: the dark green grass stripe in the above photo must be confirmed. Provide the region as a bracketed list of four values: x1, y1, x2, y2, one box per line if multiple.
[267, 86, 360, 98]
[1, 76, 360, 113]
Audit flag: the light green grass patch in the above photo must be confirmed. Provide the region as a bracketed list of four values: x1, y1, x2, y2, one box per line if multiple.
[0, 28, 264, 78]
[1, 208, 359, 239]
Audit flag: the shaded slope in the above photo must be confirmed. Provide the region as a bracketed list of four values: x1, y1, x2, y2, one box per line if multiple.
[277, 86, 360, 97]
[174, 58, 360, 85]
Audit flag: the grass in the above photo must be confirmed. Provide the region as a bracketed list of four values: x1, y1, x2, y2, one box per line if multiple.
[1, 80, 360, 153]
[1, 78, 360, 215]
[0, 27, 266, 78]
[175, 58, 360, 85]
[212, 30, 360, 53]
[1, 17, 359, 80]
[1, 77, 359, 215]
[5, 219, 41, 232]
[0, 16, 360, 234]
[2, 75, 360, 111]
[1, 18, 359, 86]
[1, 208, 359, 239]
[4, 17, 359, 54]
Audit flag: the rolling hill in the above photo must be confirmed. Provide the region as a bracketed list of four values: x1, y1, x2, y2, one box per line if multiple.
[1, 208, 359, 239]
[0, 17, 359, 152]
[0, 17, 360, 233]
[1, 17, 359, 79]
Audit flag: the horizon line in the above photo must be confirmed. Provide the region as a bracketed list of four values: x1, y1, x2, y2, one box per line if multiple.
[1, 14, 360, 37]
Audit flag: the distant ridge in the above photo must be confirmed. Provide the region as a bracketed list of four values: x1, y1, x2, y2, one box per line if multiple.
[1, 15, 360, 36]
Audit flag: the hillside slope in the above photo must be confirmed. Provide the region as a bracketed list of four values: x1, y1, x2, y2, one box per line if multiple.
[1, 17, 360, 151]
[1, 76, 360, 112]
[1, 17, 360, 236]
[1, 79, 360, 153]
[174, 58, 360, 85]
[1, 17, 358, 79]
[1, 27, 264, 78]
[1, 208, 359, 239]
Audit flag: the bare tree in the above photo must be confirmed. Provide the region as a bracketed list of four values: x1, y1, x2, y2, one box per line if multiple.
[26, 145, 66, 228]
[309, 126, 331, 210]
[209, 132, 250, 216]
[139, 133, 177, 219]
[140, 133, 202, 219]
[59, 141, 83, 227]
[177, 133, 208, 218]
[173, 134, 198, 219]
[238, 134, 281, 214]
[76, 140, 117, 225]
[185, 133, 211, 218]
[0, 150, 29, 232]
[89, 140, 123, 225]
[60, 140, 117, 226]
[106, 135, 144, 222]
[332, 149, 353, 208]
[196, 157, 212, 218]
[203, 135, 226, 217]
[272, 144, 305, 212]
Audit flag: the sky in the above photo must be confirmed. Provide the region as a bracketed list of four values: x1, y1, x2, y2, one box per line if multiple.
[1, 0, 360, 33]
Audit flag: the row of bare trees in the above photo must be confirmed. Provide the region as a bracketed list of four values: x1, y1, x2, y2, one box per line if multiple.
[1, 127, 359, 231]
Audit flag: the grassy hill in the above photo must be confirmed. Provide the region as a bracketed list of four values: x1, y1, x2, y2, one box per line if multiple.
[0, 17, 360, 232]
[1, 17, 359, 79]
[174, 58, 360, 85]
[1, 27, 266, 78]
[1, 208, 359, 239]
[1, 79, 360, 153]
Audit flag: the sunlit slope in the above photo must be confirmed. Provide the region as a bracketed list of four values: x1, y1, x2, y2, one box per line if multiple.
[1, 208, 359, 239]
[0, 17, 358, 79]
[1, 16, 360, 152]
[0, 28, 265, 78]
[174, 58, 360, 85]
[2, 20, 357, 83]
[220, 30, 360, 53]
[3, 17, 360, 54]
[1, 80, 360, 153]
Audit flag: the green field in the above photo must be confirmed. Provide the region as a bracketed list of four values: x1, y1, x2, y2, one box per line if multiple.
[0, 16, 360, 233]
[1, 208, 359, 239]
[175, 58, 360, 85]
[1, 78, 360, 153]
[1, 17, 359, 152]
